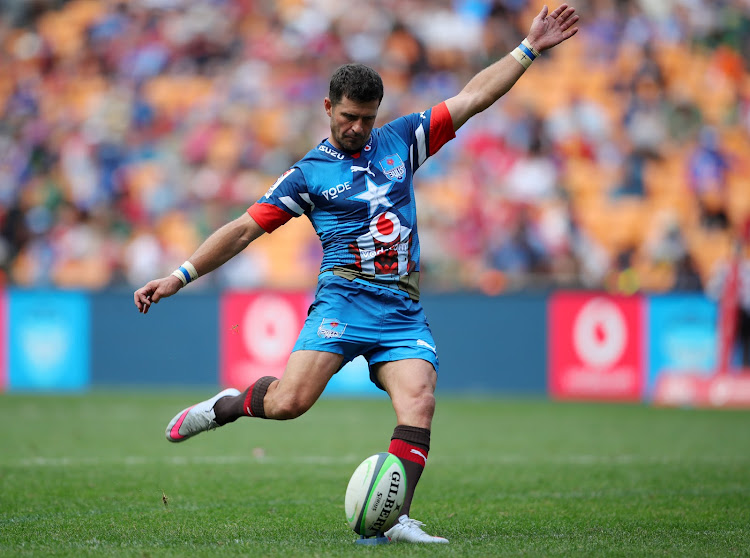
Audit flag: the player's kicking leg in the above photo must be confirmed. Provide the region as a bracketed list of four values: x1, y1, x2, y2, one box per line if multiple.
[164, 350, 343, 441]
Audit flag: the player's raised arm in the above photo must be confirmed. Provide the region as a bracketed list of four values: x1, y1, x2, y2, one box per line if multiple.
[444, 4, 579, 132]
[133, 212, 265, 314]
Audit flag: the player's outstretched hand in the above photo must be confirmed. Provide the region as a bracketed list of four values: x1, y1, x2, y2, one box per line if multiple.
[133, 276, 183, 314]
[526, 4, 579, 53]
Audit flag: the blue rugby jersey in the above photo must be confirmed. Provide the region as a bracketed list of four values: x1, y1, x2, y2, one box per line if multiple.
[248, 102, 455, 300]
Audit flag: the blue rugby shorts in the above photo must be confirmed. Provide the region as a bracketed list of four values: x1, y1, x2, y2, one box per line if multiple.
[293, 274, 439, 389]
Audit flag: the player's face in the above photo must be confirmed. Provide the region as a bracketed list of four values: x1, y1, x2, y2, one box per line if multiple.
[325, 96, 380, 154]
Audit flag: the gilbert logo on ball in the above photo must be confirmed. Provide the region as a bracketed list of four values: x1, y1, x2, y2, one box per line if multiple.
[345, 453, 406, 536]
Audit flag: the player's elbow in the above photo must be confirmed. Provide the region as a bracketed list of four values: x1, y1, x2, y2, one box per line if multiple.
[471, 88, 507, 115]
[447, 92, 491, 130]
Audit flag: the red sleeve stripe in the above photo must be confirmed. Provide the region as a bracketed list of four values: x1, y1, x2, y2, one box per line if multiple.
[247, 203, 293, 233]
[429, 101, 456, 156]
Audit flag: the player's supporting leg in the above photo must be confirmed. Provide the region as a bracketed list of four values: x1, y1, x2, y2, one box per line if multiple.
[375, 359, 448, 544]
[388, 425, 430, 516]
[165, 350, 343, 442]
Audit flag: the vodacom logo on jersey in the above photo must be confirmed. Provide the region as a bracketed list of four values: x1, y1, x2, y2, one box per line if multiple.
[352, 211, 412, 276]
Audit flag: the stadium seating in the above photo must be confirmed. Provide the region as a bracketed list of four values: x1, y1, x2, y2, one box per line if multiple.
[1, 0, 748, 294]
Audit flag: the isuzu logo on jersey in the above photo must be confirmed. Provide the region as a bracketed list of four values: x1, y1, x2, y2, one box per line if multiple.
[379, 154, 406, 182]
[318, 145, 345, 160]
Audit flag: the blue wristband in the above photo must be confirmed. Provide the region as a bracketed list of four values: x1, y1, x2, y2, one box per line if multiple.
[518, 43, 536, 61]
[178, 266, 192, 284]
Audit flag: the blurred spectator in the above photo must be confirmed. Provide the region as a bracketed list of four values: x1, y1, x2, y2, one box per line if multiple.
[672, 253, 704, 292]
[545, 93, 615, 164]
[607, 244, 640, 295]
[641, 209, 702, 291]
[502, 136, 559, 202]
[687, 126, 731, 230]
[612, 66, 670, 198]
[667, 94, 703, 146]
[487, 204, 548, 278]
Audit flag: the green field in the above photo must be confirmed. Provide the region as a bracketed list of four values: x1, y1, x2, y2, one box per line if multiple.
[1, 392, 749, 557]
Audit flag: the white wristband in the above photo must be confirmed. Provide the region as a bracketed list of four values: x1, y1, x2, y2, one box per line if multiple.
[182, 261, 198, 281]
[522, 39, 541, 58]
[172, 268, 187, 286]
[511, 39, 541, 69]
[172, 260, 198, 286]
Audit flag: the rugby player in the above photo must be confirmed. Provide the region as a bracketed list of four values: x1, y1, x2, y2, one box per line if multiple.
[134, 4, 578, 544]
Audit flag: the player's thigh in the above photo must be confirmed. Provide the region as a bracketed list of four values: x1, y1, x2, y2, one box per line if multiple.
[373, 358, 437, 428]
[273, 350, 344, 406]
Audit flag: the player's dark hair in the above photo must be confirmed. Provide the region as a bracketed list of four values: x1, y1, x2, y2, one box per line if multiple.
[328, 63, 383, 106]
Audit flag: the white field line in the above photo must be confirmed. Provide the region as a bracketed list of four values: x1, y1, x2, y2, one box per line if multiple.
[4, 454, 750, 468]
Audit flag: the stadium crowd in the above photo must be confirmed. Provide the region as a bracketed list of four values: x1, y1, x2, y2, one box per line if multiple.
[1, 0, 749, 294]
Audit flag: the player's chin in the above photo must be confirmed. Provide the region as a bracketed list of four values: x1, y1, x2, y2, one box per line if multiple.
[342, 138, 365, 153]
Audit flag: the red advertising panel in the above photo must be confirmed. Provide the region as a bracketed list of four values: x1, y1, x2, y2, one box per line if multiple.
[549, 292, 644, 401]
[654, 372, 750, 408]
[220, 291, 312, 389]
[0, 290, 6, 392]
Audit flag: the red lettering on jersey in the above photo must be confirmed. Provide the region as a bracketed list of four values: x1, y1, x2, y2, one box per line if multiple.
[247, 203, 293, 233]
[429, 102, 456, 156]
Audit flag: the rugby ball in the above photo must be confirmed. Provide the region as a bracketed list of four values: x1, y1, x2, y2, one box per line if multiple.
[345, 452, 406, 536]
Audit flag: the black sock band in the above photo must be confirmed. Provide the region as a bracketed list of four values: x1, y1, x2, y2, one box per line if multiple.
[391, 425, 431, 451]
[246, 376, 277, 419]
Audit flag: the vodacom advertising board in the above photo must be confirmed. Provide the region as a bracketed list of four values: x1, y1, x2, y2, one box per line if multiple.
[220, 290, 384, 396]
[549, 293, 644, 401]
[221, 291, 311, 388]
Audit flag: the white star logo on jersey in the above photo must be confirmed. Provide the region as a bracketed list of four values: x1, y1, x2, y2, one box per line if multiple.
[349, 175, 394, 217]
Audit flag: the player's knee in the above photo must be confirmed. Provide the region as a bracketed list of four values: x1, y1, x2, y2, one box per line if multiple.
[400, 390, 435, 423]
[414, 390, 436, 418]
[272, 392, 312, 420]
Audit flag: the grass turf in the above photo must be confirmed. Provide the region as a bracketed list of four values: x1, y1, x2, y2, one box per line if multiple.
[1, 392, 749, 557]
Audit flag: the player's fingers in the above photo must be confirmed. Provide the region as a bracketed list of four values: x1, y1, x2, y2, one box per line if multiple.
[134, 290, 145, 311]
[563, 26, 579, 40]
[134, 286, 154, 312]
[549, 3, 568, 19]
[560, 13, 579, 31]
[537, 4, 549, 20]
[138, 295, 151, 314]
[558, 6, 576, 23]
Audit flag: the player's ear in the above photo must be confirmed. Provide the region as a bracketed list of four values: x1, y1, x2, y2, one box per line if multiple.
[324, 97, 333, 117]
